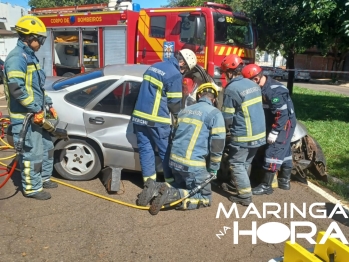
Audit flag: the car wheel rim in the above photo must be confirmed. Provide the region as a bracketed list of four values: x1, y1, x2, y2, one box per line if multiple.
[60, 143, 96, 176]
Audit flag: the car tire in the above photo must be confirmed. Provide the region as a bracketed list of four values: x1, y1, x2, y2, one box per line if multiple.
[62, 72, 75, 77]
[54, 138, 101, 181]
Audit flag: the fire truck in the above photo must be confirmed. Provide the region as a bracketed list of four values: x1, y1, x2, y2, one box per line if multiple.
[30, 1, 257, 86]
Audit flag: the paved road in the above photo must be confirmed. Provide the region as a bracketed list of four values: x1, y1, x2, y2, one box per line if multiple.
[1, 85, 349, 262]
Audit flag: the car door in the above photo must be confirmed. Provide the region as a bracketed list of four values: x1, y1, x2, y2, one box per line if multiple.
[83, 76, 143, 171]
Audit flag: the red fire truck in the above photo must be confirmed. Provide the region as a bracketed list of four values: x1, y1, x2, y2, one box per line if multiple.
[30, 1, 257, 86]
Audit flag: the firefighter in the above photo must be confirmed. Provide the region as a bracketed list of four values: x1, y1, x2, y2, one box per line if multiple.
[141, 83, 226, 215]
[220, 54, 266, 206]
[3, 16, 58, 200]
[132, 49, 197, 206]
[241, 64, 297, 195]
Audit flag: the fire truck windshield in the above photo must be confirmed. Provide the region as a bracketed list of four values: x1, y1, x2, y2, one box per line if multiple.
[213, 13, 253, 48]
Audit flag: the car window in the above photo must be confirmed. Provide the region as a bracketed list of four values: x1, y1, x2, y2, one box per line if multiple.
[92, 81, 141, 115]
[53, 69, 103, 90]
[65, 79, 116, 108]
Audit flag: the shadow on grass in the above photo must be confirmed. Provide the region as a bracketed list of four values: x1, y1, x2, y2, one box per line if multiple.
[292, 90, 349, 122]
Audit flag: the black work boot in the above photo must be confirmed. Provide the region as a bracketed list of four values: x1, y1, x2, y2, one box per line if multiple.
[228, 195, 252, 206]
[221, 182, 237, 192]
[252, 171, 275, 195]
[43, 180, 58, 189]
[278, 167, 292, 190]
[137, 178, 164, 206]
[149, 184, 180, 215]
[26, 190, 51, 200]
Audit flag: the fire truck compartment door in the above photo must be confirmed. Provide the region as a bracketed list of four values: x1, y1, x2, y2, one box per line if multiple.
[104, 26, 126, 66]
[36, 28, 53, 76]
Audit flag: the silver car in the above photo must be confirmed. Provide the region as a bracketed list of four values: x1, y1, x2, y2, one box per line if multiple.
[46, 64, 213, 181]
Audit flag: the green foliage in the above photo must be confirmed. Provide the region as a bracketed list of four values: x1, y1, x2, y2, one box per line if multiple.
[29, 0, 107, 9]
[292, 86, 349, 183]
[165, 0, 244, 11]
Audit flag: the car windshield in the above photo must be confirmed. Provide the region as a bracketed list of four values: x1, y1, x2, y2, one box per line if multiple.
[213, 13, 253, 48]
[52, 69, 103, 90]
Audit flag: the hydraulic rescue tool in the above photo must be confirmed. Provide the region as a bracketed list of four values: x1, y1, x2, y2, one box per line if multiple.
[1, 113, 68, 189]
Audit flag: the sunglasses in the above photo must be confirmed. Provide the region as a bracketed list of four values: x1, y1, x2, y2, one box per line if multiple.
[34, 35, 47, 46]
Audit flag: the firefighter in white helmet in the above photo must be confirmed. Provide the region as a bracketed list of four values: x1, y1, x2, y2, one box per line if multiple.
[133, 49, 197, 206]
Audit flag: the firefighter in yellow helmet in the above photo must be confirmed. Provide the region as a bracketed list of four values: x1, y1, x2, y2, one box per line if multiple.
[138, 83, 226, 215]
[3, 16, 59, 200]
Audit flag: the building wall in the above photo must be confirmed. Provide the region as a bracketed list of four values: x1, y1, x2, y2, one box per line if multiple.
[0, 3, 29, 61]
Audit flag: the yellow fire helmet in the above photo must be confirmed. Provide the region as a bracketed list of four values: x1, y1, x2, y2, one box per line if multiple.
[196, 83, 218, 98]
[15, 16, 47, 37]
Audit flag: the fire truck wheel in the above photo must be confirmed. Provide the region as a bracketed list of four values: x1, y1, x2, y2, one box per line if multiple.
[54, 138, 102, 181]
[62, 72, 75, 77]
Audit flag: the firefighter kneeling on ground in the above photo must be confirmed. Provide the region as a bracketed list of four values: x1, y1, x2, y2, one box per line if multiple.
[138, 83, 226, 215]
[241, 64, 297, 195]
[3, 16, 59, 200]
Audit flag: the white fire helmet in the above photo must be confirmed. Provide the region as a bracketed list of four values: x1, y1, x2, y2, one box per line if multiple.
[179, 49, 197, 70]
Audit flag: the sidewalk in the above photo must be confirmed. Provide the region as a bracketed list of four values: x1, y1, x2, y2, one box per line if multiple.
[310, 78, 349, 87]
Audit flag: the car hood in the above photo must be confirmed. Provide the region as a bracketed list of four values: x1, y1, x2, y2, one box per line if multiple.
[44, 76, 65, 91]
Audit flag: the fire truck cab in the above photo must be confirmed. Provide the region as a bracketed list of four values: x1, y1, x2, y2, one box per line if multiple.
[32, 1, 257, 86]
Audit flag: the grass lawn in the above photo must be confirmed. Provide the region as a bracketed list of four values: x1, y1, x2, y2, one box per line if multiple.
[292, 86, 349, 199]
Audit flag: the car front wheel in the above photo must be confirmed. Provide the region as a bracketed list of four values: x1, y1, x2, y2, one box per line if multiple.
[54, 138, 101, 181]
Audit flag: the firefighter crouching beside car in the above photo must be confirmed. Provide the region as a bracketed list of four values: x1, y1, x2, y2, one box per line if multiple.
[132, 49, 197, 204]
[3, 16, 59, 200]
[220, 54, 266, 206]
[138, 83, 226, 215]
[241, 64, 297, 195]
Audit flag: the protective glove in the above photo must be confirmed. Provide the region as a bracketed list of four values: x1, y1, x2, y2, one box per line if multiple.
[33, 111, 44, 125]
[207, 168, 218, 179]
[49, 106, 58, 119]
[267, 131, 279, 144]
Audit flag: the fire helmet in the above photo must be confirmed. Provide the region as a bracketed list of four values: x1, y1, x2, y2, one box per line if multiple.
[241, 64, 262, 79]
[196, 83, 218, 99]
[179, 49, 197, 70]
[220, 54, 243, 72]
[15, 16, 47, 37]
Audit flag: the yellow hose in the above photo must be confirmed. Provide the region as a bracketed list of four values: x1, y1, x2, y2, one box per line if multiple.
[0, 118, 186, 211]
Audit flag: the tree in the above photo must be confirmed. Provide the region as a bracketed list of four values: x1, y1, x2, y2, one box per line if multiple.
[303, 0, 349, 81]
[29, 0, 107, 9]
[165, 0, 244, 11]
[241, 0, 321, 94]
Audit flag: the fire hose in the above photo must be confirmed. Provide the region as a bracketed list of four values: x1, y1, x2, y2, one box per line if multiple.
[0, 113, 216, 213]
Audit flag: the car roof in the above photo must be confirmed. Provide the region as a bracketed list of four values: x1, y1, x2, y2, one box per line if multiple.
[103, 64, 150, 78]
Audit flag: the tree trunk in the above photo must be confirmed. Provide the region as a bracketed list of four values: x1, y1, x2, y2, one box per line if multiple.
[286, 50, 295, 95]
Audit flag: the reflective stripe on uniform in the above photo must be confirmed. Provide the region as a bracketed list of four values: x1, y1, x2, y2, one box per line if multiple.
[284, 155, 292, 161]
[165, 177, 174, 183]
[232, 131, 265, 142]
[222, 106, 235, 114]
[241, 96, 262, 138]
[238, 186, 251, 195]
[7, 71, 26, 79]
[182, 198, 210, 210]
[265, 158, 283, 164]
[143, 173, 156, 182]
[143, 75, 163, 116]
[21, 64, 35, 106]
[167, 92, 182, 98]
[178, 118, 203, 159]
[211, 127, 226, 134]
[210, 156, 222, 162]
[277, 104, 288, 111]
[23, 160, 40, 195]
[9, 111, 26, 119]
[133, 110, 171, 124]
[170, 153, 206, 167]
